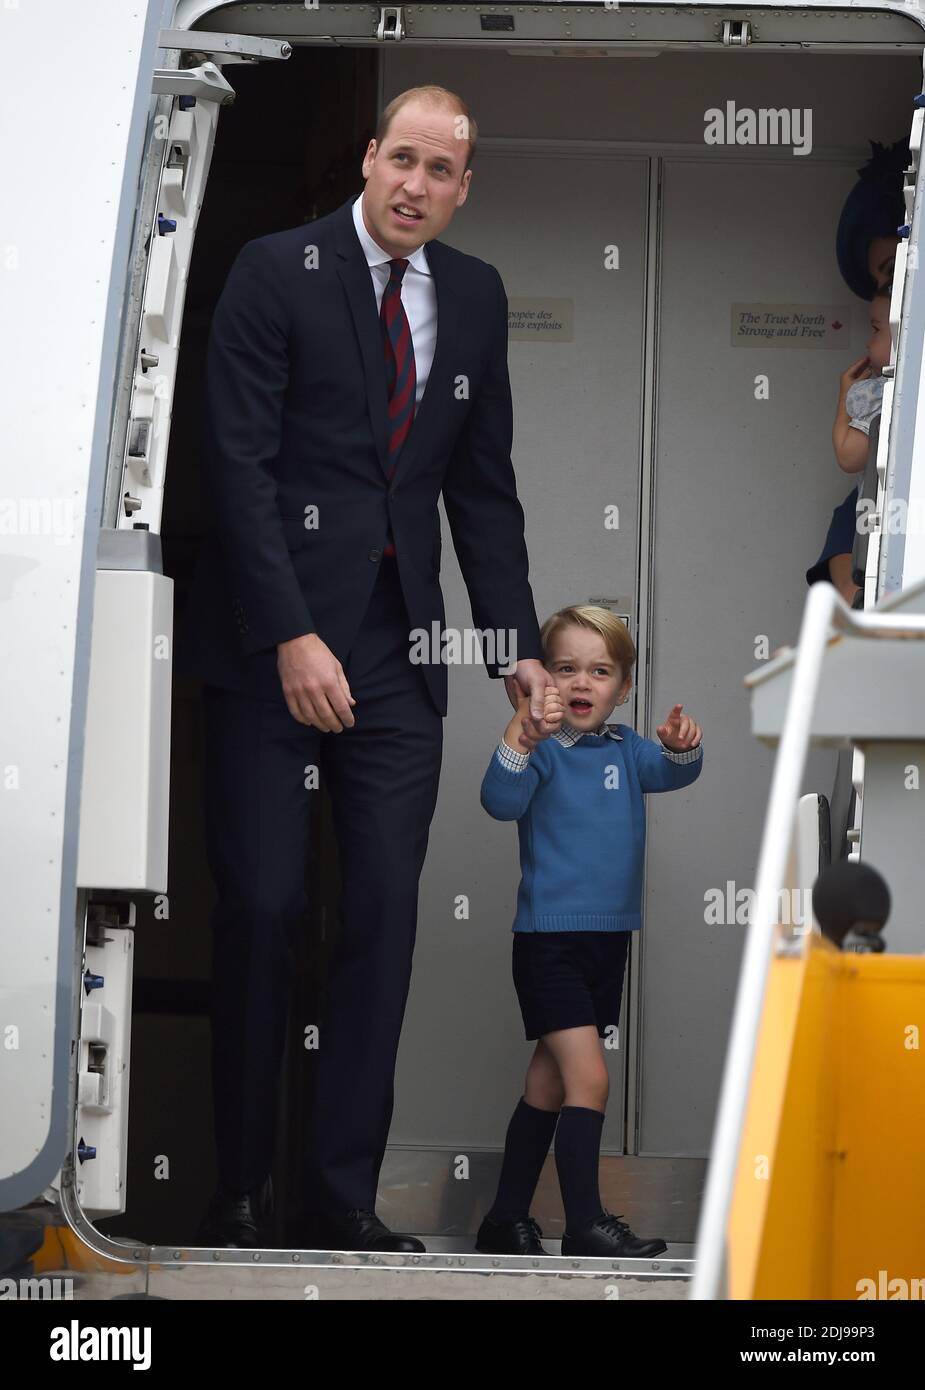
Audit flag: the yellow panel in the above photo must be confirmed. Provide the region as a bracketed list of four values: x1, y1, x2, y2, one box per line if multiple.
[831, 957, 925, 1299]
[727, 936, 925, 1299]
[728, 930, 843, 1298]
[753, 939, 843, 1299]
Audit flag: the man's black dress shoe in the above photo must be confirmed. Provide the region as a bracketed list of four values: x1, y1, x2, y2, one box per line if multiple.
[561, 1210, 667, 1258]
[196, 1175, 274, 1249]
[475, 1212, 548, 1256]
[295, 1208, 425, 1253]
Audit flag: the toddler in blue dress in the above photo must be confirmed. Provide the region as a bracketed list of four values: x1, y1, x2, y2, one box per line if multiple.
[832, 279, 891, 475]
[808, 282, 892, 597]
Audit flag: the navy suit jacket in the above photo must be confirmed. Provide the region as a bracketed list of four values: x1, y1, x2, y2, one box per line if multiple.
[176, 192, 543, 717]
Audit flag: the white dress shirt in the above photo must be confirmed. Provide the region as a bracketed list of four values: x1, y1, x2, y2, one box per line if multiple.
[352, 190, 437, 407]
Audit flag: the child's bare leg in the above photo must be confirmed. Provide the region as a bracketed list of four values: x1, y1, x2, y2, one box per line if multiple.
[541, 1026, 609, 1233]
[542, 1026, 609, 1112]
[523, 1038, 566, 1111]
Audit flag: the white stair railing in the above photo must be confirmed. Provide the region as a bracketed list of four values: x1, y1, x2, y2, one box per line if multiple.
[691, 581, 925, 1299]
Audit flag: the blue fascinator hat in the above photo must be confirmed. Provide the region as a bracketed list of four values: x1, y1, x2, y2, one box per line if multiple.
[835, 138, 909, 300]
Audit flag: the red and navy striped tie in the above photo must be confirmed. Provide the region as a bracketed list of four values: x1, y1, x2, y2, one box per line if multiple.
[379, 257, 416, 557]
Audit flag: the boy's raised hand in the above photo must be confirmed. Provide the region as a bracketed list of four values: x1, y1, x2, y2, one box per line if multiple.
[656, 703, 702, 752]
[839, 355, 873, 391]
[505, 683, 564, 753]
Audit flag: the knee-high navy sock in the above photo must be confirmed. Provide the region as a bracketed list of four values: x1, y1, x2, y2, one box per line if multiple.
[488, 1097, 560, 1220]
[554, 1104, 606, 1232]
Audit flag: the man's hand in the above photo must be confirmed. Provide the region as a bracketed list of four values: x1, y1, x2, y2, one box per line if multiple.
[503, 660, 560, 752]
[503, 660, 550, 718]
[656, 703, 702, 753]
[277, 633, 356, 731]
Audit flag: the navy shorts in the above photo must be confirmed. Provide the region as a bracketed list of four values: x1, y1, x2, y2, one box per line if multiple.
[511, 931, 630, 1042]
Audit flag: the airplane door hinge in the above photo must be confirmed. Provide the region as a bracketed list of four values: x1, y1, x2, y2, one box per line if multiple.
[152, 61, 235, 105]
[153, 31, 291, 103]
[157, 30, 292, 65]
[721, 20, 752, 46]
[377, 7, 405, 41]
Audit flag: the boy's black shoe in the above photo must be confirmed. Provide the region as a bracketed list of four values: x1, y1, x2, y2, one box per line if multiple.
[475, 1213, 548, 1256]
[561, 1211, 667, 1258]
[195, 1174, 274, 1249]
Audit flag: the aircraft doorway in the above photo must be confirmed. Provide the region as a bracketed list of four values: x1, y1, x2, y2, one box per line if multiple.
[92, 36, 918, 1256]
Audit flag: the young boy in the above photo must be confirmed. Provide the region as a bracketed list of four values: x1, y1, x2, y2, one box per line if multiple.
[476, 605, 703, 1258]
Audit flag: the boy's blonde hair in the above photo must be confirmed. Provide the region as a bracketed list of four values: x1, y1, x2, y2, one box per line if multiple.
[540, 605, 636, 677]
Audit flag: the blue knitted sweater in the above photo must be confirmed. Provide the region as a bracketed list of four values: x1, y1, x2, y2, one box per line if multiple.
[479, 724, 703, 932]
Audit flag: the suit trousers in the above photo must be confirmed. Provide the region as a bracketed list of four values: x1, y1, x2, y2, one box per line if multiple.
[201, 553, 444, 1210]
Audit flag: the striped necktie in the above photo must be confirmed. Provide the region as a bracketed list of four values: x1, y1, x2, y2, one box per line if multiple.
[379, 257, 417, 557]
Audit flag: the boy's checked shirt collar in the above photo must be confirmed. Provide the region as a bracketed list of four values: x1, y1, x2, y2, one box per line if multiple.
[497, 720, 703, 773]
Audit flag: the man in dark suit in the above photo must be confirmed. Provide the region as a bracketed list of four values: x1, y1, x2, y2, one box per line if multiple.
[179, 84, 552, 1253]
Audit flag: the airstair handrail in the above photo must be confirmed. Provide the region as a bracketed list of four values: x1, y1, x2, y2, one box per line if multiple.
[690, 581, 925, 1299]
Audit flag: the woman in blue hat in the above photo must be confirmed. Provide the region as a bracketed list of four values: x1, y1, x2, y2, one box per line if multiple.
[806, 139, 907, 600]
